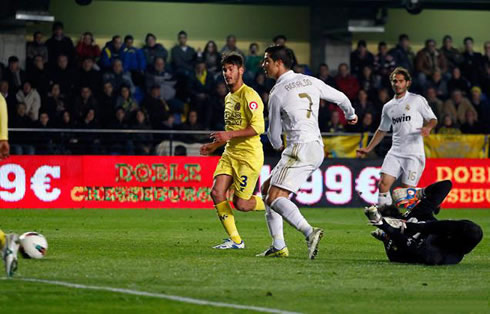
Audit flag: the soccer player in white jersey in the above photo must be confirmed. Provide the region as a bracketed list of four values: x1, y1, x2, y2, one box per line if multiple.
[356, 67, 437, 207]
[259, 46, 358, 259]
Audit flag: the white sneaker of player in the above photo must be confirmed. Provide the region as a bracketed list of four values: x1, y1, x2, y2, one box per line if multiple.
[306, 227, 324, 260]
[212, 238, 245, 249]
[3, 233, 20, 277]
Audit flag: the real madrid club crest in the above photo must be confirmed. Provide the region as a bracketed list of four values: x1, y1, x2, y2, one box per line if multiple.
[235, 103, 241, 111]
[405, 103, 410, 111]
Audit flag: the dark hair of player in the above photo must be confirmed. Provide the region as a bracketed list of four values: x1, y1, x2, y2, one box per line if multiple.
[264, 45, 293, 69]
[390, 67, 412, 82]
[221, 52, 244, 68]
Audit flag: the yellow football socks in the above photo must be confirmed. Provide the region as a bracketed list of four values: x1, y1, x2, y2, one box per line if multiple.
[253, 195, 266, 211]
[215, 201, 242, 244]
[0, 229, 5, 249]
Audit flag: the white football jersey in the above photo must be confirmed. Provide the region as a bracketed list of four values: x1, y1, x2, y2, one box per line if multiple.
[267, 70, 355, 149]
[379, 92, 437, 156]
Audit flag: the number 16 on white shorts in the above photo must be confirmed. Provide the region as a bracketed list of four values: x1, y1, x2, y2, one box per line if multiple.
[380, 153, 425, 186]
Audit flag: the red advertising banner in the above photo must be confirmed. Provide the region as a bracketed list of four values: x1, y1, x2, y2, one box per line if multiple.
[0, 156, 219, 208]
[0, 156, 488, 209]
[418, 159, 490, 208]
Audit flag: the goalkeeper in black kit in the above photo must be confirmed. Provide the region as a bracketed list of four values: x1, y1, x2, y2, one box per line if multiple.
[364, 180, 483, 265]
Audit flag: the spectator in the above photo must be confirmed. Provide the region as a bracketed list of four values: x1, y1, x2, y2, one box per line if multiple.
[273, 35, 298, 67]
[334, 63, 360, 101]
[356, 112, 377, 133]
[373, 41, 395, 87]
[10, 103, 35, 155]
[447, 67, 470, 95]
[415, 39, 447, 89]
[316, 63, 336, 87]
[220, 34, 245, 60]
[427, 70, 448, 100]
[33, 112, 56, 154]
[170, 31, 196, 77]
[27, 55, 51, 96]
[323, 110, 344, 133]
[121, 34, 146, 73]
[359, 66, 381, 100]
[108, 108, 134, 155]
[484, 41, 490, 76]
[102, 59, 134, 93]
[461, 37, 484, 86]
[16, 81, 41, 121]
[26, 31, 49, 67]
[72, 86, 98, 123]
[142, 85, 170, 129]
[4, 56, 25, 95]
[131, 109, 153, 155]
[144, 57, 177, 101]
[78, 57, 102, 94]
[251, 72, 267, 95]
[45, 21, 75, 67]
[437, 114, 461, 134]
[425, 87, 442, 120]
[78, 108, 101, 154]
[179, 110, 206, 143]
[460, 109, 482, 134]
[389, 34, 415, 73]
[201, 40, 221, 76]
[469, 86, 490, 132]
[75, 32, 101, 65]
[142, 33, 168, 66]
[208, 81, 227, 130]
[0, 80, 16, 116]
[49, 54, 78, 97]
[57, 111, 77, 153]
[174, 145, 187, 156]
[440, 35, 464, 74]
[352, 89, 376, 121]
[42, 83, 66, 123]
[100, 35, 124, 69]
[245, 43, 262, 82]
[188, 59, 214, 118]
[350, 40, 375, 78]
[98, 81, 117, 126]
[116, 84, 139, 114]
[442, 89, 478, 125]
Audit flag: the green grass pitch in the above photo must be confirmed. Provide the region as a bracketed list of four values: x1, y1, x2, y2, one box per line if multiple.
[0, 208, 488, 314]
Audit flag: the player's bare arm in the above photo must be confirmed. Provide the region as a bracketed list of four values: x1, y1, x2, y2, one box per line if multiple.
[210, 125, 258, 143]
[356, 129, 387, 157]
[419, 118, 438, 137]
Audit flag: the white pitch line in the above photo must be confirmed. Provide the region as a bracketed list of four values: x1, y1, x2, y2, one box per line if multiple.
[4, 277, 301, 314]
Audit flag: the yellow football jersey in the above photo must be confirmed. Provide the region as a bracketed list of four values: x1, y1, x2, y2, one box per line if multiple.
[223, 84, 264, 157]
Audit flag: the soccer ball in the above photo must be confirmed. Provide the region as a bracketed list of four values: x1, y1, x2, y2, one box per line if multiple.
[19, 232, 48, 259]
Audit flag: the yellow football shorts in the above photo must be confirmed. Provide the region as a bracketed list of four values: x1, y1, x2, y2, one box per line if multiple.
[214, 152, 263, 200]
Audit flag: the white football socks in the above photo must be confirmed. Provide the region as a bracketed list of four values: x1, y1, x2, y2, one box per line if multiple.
[265, 204, 286, 250]
[378, 192, 393, 206]
[271, 197, 313, 238]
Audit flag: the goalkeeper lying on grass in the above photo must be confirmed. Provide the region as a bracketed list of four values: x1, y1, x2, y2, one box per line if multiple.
[364, 180, 483, 265]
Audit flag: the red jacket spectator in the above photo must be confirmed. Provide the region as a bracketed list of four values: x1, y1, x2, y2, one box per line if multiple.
[335, 63, 360, 101]
[76, 32, 101, 63]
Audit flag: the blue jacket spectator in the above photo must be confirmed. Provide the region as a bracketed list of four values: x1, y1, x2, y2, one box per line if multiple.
[121, 35, 146, 72]
[100, 35, 124, 69]
[102, 59, 134, 93]
[389, 34, 415, 73]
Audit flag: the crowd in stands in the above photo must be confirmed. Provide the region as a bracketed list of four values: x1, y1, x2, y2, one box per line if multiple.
[0, 21, 489, 155]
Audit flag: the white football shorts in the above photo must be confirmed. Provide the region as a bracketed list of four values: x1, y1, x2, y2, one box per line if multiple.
[380, 152, 425, 186]
[270, 140, 324, 193]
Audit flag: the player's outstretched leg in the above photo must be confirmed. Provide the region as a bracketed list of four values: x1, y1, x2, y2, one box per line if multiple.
[268, 188, 324, 260]
[257, 179, 288, 257]
[2, 233, 20, 277]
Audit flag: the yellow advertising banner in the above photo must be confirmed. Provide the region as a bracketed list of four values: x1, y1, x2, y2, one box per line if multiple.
[322, 134, 369, 158]
[424, 135, 489, 158]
